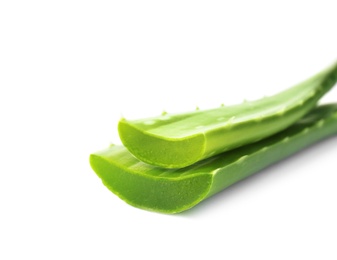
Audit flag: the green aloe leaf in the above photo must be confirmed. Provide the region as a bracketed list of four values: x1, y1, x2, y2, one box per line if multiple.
[91, 104, 337, 214]
[119, 63, 337, 168]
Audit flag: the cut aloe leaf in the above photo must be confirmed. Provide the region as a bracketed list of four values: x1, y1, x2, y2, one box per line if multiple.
[119, 63, 337, 168]
[91, 104, 337, 214]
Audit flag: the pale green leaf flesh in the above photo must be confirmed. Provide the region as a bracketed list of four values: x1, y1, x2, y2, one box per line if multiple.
[91, 104, 337, 213]
[119, 63, 337, 168]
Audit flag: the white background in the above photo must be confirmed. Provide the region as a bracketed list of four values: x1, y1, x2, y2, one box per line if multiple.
[1, 1, 337, 259]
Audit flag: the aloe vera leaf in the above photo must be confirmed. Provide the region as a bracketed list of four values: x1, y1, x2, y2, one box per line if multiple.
[91, 104, 337, 213]
[118, 63, 337, 168]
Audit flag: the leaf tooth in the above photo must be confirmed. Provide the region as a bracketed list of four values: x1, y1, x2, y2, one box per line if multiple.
[308, 90, 316, 98]
[316, 119, 325, 128]
[282, 137, 290, 143]
[260, 146, 269, 152]
[333, 112, 337, 119]
[325, 75, 336, 86]
[225, 116, 236, 128]
[297, 99, 304, 106]
[302, 127, 310, 134]
[276, 107, 286, 116]
[254, 115, 263, 122]
[236, 155, 248, 163]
